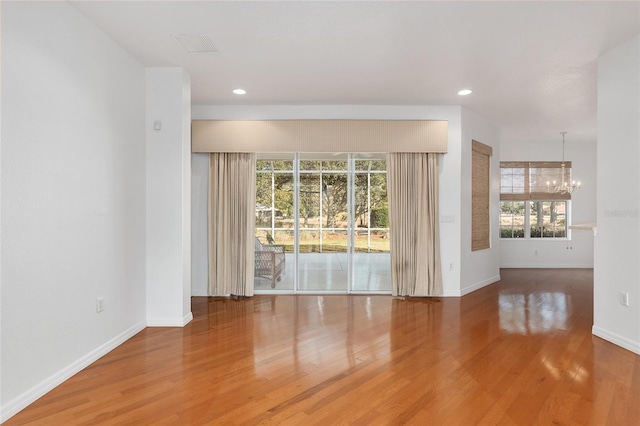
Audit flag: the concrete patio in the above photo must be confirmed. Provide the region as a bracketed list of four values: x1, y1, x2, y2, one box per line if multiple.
[254, 252, 391, 293]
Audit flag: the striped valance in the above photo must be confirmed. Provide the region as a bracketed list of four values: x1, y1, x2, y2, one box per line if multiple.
[192, 120, 448, 153]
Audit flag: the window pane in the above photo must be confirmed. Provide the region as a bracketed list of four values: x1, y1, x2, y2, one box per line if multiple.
[299, 174, 320, 229]
[256, 155, 294, 266]
[257, 160, 273, 171]
[369, 160, 387, 171]
[321, 173, 348, 229]
[273, 173, 294, 229]
[500, 201, 525, 238]
[355, 159, 387, 171]
[530, 201, 566, 238]
[353, 230, 390, 253]
[322, 160, 347, 171]
[300, 160, 321, 171]
[272, 160, 293, 171]
[353, 161, 389, 253]
[529, 165, 570, 194]
[500, 167, 526, 194]
[256, 173, 273, 227]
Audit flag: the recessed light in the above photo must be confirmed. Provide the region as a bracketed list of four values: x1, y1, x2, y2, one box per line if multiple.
[458, 89, 473, 96]
[233, 89, 246, 95]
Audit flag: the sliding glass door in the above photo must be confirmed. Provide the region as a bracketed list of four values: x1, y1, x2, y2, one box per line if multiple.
[254, 153, 390, 293]
[298, 155, 350, 291]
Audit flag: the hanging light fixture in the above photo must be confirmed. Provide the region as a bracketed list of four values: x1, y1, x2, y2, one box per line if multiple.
[547, 131, 581, 194]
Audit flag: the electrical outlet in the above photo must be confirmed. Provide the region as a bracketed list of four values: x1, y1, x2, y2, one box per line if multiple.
[620, 292, 629, 307]
[534, 249, 538, 256]
[96, 297, 104, 313]
[449, 263, 454, 271]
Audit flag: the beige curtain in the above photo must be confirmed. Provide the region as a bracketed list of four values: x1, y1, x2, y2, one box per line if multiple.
[387, 153, 442, 296]
[208, 153, 256, 296]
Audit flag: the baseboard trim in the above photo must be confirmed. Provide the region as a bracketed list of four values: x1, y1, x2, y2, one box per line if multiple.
[0, 320, 146, 423]
[500, 264, 593, 269]
[592, 325, 640, 355]
[147, 312, 193, 327]
[460, 274, 501, 296]
[191, 289, 208, 297]
[183, 312, 194, 326]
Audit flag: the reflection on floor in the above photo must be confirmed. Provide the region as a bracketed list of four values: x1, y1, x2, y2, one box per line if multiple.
[254, 252, 391, 292]
[499, 292, 569, 334]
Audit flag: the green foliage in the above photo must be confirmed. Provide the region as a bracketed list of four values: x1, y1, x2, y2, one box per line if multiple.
[370, 208, 389, 228]
[299, 174, 320, 226]
[257, 158, 389, 232]
[500, 201, 525, 215]
[530, 227, 566, 238]
[321, 173, 348, 228]
[500, 227, 525, 238]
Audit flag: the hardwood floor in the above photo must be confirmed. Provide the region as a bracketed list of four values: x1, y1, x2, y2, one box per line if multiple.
[5, 269, 640, 425]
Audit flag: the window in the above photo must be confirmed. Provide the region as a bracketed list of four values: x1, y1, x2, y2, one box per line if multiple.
[530, 201, 567, 238]
[500, 162, 571, 239]
[500, 201, 525, 238]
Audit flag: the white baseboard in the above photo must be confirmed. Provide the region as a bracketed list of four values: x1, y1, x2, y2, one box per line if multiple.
[460, 274, 501, 296]
[147, 312, 193, 327]
[500, 263, 593, 269]
[441, 274, 501, 297]
[0, 320, 146, 423]
[592, 325, 640, 355]
[191, 288, 208, 297]
[183, 312, 193, 326]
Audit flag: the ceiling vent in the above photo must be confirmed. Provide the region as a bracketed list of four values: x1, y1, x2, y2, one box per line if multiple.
[172, 34, 218, 53]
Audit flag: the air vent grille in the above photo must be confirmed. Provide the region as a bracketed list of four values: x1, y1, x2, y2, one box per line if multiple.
[172, 34, 217, 53]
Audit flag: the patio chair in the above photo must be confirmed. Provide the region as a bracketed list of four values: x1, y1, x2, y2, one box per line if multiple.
[255, 237, 286, 288]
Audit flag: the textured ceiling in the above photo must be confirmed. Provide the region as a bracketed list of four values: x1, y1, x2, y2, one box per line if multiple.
[72, 1, 640, 144]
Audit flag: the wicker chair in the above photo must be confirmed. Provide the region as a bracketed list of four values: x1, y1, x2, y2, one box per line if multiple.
[255, 237, 286, 288]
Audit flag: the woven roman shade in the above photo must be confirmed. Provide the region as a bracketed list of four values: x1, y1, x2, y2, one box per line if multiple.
[500, 161, 572, 201]
[192, 120, 448, 153]
[471, 140, 492, 251]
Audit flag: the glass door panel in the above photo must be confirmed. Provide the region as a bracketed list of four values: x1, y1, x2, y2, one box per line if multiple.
[298, 155, 348, 291]
[351, 158, 391, 292]
[255, 155, 295, 290]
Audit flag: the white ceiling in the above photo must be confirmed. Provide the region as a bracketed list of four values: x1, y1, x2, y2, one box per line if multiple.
[71, 1, 640, 144]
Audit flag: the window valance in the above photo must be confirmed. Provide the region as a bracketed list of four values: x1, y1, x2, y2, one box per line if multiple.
[191, 120, 448, 153]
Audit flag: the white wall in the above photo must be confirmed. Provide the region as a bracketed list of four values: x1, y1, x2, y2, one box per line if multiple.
[594, 35, 640, 354]
[460, 108, 501, 295]
[500, 139, 597, 268]
[191, 153, 210, 296]
[1, 2, 147, 420]
[146, 68, 193, 326]
[191, 105, 464, 297]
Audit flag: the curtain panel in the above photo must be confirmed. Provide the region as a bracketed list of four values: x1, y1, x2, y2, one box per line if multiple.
[387, 153, 443, 297]
[208, 153, 257, 296]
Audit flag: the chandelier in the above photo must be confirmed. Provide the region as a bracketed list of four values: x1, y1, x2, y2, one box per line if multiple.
[547, 131, 581, 194]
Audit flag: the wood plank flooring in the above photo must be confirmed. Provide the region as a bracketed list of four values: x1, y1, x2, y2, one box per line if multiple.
[5, 269, 640, 425]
